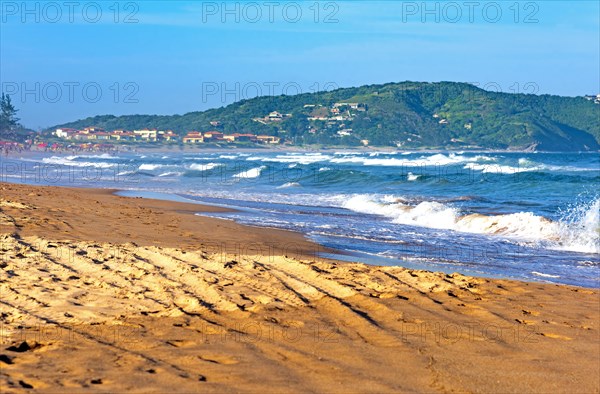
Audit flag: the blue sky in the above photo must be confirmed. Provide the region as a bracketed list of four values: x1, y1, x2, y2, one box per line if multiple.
[1, 0, 598, 129]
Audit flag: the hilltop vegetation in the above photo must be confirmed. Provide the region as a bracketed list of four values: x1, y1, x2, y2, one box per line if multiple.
[48, 82, 600, 151]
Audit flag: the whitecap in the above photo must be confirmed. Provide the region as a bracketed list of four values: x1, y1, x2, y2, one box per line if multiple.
[342, 194, 600, 254]
[407, 172, 421, 181]
[138, 164, 162, 171]
[233, 166, 266, 179]
[188, 163, 221, 171]
[277, 182, 300, 189]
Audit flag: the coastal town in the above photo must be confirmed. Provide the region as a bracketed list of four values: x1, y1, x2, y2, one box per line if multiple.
[53, 127, 282, 145]
[0, 127, 283, 154]
[2, 101, 369, 153]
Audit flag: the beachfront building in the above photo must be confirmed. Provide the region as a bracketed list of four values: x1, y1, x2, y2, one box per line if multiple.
[224, 133, 258, 142]
[55, 128, 78, 139]
[256, 135, 281, 144]
[82, 127, 104, 133]
[133, 129, 158, 142]
[182, 131, 204, 144]
[203, 131, 224, 140]
[110, 131, 136, 141]
[94, 132, 111, 141]
[159, 130, 179, 142]
[72, 133, 87, 141]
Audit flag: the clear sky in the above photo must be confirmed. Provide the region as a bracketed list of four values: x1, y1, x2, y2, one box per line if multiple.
[1, 0, 598, 129]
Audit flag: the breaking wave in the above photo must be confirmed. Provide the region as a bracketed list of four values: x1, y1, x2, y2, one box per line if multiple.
[233, 166, 266, 179]
[41, 156, 115, 168]
[188, 163, 221, 171]
[343, 194, 599, 254]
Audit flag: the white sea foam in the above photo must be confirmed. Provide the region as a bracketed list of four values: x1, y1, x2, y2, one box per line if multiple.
[330, 153, 496, 167]
[277, 182, 300, 189]
[138, 164, 162, 171]
[252, 153, 332, 165]
[466, 158, 600, 174]
[464, 163, 538, 174]
[342, 194, 600, 254]
[41, 156, 115, 168]
[368, 151, 396, 157]
[70, 153, 119, 160]
[552, 198, 600, 253]
[407, 172, 421, 181]
[158, 172, 183, 177]
[188, 163, 221, 171]
[531, 271, 561, 278]
[233, 166, 266, 179]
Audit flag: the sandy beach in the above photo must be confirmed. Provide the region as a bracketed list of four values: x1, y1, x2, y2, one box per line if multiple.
[0, 182, 598, 393]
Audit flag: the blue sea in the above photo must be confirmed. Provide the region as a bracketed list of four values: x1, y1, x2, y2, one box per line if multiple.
[2, 150, 598, 287]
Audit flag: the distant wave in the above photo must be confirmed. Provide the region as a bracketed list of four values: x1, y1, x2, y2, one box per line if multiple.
[67, 153, 119, 160]
[466, 158, 599, 174]
[188, 163, 221, 171]
[138, 164, 162, 171]
[531, 271, 561, 278]
[249, 153, 332, 165]
[158, 171, 183, 177]
[116, 170, 136, 176]
[330, 153, 496, 167]
[41, 156, 115, 168]
[277, 182, 300, 189]
[233, 166, 266, 179]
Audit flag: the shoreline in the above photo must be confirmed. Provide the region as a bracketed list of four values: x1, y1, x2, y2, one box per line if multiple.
[0, 178, 597, 288]
[3, 179, 596, 288]
[0, 182, 333, 261]
[5, 146, 600, 157]
[1, 181, 599, 392]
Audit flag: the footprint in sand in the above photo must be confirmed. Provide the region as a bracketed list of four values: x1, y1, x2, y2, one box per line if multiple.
[6, 341, 44, 353]
[165, 339, 196, 348]
[19, 380, 34, 389]
[521, 309, 540, 316]
[199, 354, 239, 365]
[0, 354, 15, 364]
[515, 318, 535, 325]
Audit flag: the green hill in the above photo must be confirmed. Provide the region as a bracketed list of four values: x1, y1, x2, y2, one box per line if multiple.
[47, 81, 600, 151]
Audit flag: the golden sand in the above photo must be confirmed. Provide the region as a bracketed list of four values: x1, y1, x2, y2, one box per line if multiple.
[0, 182, 598, 392]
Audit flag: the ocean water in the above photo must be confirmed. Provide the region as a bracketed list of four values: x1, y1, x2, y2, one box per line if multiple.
[1, 150, 598, 287]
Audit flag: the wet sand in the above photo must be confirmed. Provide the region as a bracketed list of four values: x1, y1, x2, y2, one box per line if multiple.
[0, 182, 598, 393]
